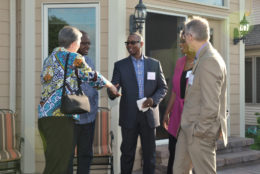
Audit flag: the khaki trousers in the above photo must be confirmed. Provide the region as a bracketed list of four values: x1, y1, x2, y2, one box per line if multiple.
[173, 129, 217, 174]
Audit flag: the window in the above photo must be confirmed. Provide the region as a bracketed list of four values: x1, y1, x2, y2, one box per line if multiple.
[179, 0, 226, 7]
[245, 58, 253, 103]
[257, 58, 260, 103]
[42, 3, 100, 69]
[245, 57, 260, 103]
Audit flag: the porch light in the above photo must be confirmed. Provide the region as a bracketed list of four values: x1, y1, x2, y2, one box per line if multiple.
[129, 0, 147, 34]
[233, 14, 250, 45]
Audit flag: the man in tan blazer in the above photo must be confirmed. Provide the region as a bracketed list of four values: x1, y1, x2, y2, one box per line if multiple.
[173, 16, 227, 174]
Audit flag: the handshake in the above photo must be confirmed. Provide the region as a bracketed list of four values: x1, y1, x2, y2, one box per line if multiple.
[107, 83, 121, 99]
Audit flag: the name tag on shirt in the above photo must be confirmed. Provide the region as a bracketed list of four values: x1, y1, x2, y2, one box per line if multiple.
[188, 73, 194, 85]
[186, 70, 192, 78]
[147, 72, 156, 80]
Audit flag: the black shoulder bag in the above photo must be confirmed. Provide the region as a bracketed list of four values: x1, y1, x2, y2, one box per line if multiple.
[60, 53, 90, 114]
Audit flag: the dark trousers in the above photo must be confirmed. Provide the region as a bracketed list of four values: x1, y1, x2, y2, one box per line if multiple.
[120, 111, 156, 174]
[68, 121, 96, 174]
[167, 134, 177, 174]
[38, 116, 74, 174]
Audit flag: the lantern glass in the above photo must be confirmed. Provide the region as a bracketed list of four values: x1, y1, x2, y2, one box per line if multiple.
[240, 15, 249, 33]
[142, 8, 147, 19]
[131, 0, 147, 33]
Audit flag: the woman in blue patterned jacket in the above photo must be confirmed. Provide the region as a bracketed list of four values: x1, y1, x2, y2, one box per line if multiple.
[38, 26, 119, 174]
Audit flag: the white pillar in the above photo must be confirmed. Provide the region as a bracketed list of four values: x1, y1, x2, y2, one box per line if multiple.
[21, 0, 36, 173]
[239, 0, 245, 137]
[224, 17, 231, 136]
[108, 0, 126, 173]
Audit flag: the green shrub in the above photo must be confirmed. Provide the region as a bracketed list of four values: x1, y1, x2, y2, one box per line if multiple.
[248, 113, 260, 150]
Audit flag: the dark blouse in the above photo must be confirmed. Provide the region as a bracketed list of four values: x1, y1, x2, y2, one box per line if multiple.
[180, 69, 192, 99]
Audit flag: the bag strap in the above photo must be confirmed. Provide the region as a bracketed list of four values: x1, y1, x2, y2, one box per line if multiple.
[62, 53, 70, 97]
[62, 53, 83, 97]
[75, 68, 83, 92]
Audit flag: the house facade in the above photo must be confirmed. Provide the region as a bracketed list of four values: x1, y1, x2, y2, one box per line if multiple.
[245, 0, 260, 126]
[0, 0, 250, 173]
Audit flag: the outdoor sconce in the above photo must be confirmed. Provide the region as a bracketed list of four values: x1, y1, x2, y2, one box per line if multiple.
[233, 14, 250, 45]
[129, 0, 147, 34]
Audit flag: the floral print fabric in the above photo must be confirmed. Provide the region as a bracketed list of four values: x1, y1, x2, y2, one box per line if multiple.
[38, 47, 107, 119]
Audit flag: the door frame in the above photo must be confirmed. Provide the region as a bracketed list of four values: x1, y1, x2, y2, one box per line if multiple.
[144, 4, 231, 145]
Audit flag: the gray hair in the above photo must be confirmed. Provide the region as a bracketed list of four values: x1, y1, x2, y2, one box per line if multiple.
[185, 16, 210, 41]
[58, 26, 82, 48]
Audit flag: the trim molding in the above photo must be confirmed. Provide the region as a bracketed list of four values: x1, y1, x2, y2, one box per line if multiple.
[239, 0, 246, 137]
[108, 0, 126, 173]
[21, 0, 36, 172]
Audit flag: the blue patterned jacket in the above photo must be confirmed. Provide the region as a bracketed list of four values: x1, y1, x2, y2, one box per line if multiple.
[38, 47, 107, 119]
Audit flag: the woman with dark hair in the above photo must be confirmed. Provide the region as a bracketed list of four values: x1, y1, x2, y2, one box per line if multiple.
[163, 30, 195, 174]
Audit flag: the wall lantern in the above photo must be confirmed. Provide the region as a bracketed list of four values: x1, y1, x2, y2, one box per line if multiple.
[233, 14, 250, 45]
[129, 0, 147, 34]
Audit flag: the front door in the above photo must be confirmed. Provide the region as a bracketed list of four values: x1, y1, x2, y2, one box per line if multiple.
[145, 12, 186, 140]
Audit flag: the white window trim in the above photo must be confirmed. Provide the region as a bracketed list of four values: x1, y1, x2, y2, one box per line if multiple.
[178, 0, 230, 9]
[42, 3, 100, 71]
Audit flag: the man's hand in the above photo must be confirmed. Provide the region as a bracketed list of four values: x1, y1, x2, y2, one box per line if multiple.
[142, 97, 153, 108]
[163, 113, 169, 130]
[108, 84, 121, 97]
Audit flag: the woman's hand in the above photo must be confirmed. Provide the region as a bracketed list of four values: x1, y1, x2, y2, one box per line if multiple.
[163, 113, 169, 131]
[108, 83, 121, 97]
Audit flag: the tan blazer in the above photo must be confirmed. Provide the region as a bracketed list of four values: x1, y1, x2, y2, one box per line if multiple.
[180, 42, 227, 146]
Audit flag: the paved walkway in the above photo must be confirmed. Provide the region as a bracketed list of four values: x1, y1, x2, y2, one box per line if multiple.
[133, 163, 260, 174]
[218, 163, 260, 174]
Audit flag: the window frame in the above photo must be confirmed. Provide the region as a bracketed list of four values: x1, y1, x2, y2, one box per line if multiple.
[178, 0, 229, 9]
[42, 3, 100, 71]
[245, 56, 260, 104]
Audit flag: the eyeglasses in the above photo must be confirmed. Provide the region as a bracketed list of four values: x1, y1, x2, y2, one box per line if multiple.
[81, 42, 91, 45]
[124, 41, 140, 45]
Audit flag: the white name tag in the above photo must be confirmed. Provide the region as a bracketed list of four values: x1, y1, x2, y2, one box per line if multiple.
[147, 72, 156, 80]
[186, 70, 192, 78]
[188, 73, 194, 85]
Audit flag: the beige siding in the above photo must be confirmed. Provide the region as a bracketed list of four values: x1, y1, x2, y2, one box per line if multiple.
[245, 104, 260, 125]
[252, 0, 260, 25]
[0, 0, 10, 109]
[16, 0, 22, 149]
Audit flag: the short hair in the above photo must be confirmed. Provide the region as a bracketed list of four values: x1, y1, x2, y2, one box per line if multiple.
[58, 26, 82, 48]
[129, 32, 144, 42]
[80, 30, 88, 36]
[185, 16, 210, 41]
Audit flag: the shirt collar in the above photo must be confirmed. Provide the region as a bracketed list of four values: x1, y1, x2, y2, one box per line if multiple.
[196, 42, 208, 60]
[131, 54, 144, 62]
